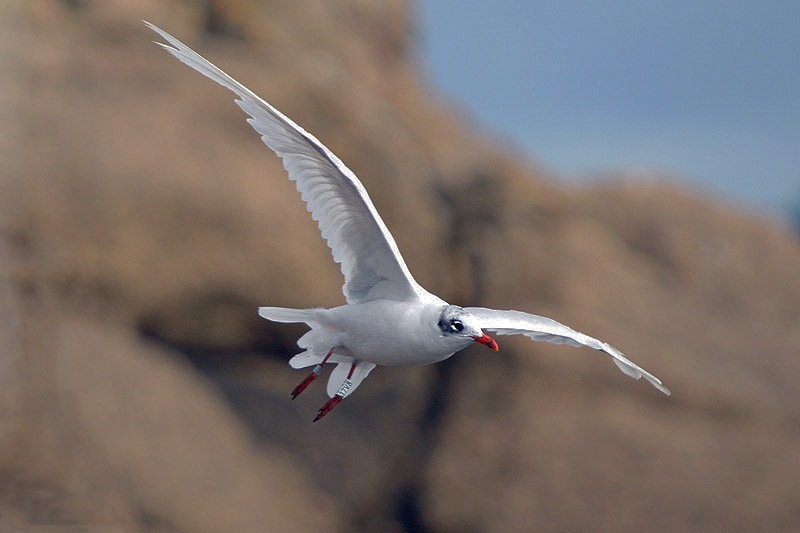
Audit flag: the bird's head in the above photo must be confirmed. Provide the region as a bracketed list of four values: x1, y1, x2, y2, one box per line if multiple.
[437, 305, 498, 351]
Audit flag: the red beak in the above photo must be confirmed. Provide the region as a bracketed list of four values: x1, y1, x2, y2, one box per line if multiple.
[472, 333, 499, 351]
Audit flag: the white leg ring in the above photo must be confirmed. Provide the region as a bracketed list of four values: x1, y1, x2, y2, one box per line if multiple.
[336, 379, 353, 397]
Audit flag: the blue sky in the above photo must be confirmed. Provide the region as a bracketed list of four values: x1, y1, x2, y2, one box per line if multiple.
[418, 1, 800, 218]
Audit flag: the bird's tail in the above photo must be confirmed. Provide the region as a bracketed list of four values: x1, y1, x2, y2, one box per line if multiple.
[258, 306, 321, 326]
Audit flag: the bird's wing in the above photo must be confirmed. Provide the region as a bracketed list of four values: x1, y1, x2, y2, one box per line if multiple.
[147, 22, 427, 304]
[465, 307, 670, 395]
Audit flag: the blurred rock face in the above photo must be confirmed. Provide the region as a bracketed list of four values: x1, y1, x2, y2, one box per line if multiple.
[3, 1, 800, 531]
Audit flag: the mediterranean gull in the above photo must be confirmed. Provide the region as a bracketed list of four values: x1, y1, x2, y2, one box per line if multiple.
[146, 22, 670, 421]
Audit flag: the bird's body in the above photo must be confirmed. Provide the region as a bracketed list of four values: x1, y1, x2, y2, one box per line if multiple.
[328, 300, 463, 366]
[262, 299, 472, 368]
[148, 22, 670, 421]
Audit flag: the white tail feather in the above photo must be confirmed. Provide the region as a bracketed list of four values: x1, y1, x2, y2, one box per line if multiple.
[289, 350, 351, 369]
[258, 306, 319, 325]
[288, 351, 319, 369]
[326, 361, 376, 398]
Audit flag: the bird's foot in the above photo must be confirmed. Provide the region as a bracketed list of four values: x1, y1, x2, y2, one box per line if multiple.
[313, 395, 343, 422]
[291, 365, 322, 399]
[312, 375, 354, 422]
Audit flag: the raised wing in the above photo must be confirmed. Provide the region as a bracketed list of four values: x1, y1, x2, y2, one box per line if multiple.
[147, 22, 427, 304]
[465, 307, 670, 395]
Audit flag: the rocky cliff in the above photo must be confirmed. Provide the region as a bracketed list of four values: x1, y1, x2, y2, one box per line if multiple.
[3, 1, 799, 531]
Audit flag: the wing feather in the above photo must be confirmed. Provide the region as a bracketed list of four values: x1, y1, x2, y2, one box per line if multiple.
[466, 307, 670, 395]
[147, 22, 427, 304]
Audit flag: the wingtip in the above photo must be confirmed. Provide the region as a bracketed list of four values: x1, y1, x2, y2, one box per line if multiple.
[646, 375, 671, 396]
[143, 20, 175, 45]
[144, 21, 169, 46]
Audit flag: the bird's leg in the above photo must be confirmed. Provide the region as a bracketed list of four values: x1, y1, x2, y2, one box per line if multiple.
[291, 347, 335, 400]
[313, 361, 357, 422]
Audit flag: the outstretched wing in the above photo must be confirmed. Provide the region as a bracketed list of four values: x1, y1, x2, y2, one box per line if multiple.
[147, 22, 428, 304]
[465, 307, 670, 395]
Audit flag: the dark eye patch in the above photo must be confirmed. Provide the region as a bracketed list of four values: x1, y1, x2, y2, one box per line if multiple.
[438, 306, 466, 335]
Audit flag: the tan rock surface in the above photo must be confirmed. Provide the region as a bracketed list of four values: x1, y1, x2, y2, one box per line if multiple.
[3, 1, 799, 531]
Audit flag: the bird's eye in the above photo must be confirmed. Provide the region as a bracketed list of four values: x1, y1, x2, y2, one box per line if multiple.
[449, 319, 464, 333]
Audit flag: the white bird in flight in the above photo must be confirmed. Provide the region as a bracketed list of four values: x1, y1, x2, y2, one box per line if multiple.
[147, 22, 670, 421]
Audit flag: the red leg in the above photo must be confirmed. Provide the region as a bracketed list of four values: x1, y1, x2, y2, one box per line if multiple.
[313, 361, 357, 422]
[291, 347, 335, 400]
[313, 395, 342, 422]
